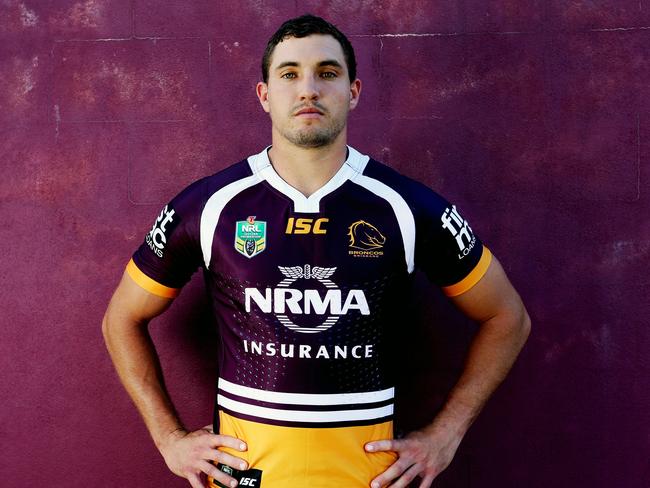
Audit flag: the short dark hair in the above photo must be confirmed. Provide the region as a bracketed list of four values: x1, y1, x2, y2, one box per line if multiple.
[262, 14, 357, 83]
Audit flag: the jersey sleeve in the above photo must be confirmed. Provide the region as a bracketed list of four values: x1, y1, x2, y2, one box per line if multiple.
[414, 190, 492, 297]
[126, 179, 205, 298]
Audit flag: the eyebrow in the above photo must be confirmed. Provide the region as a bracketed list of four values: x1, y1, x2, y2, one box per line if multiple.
[275, 59, 344, 71]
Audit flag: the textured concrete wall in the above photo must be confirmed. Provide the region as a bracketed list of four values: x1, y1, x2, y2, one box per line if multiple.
[1, 1, 648, 487]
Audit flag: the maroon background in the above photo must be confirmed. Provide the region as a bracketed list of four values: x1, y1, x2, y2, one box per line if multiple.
[1, 1, 649, 487]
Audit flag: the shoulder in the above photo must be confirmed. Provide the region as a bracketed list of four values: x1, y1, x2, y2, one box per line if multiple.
[183, 158, 254, 199]
[359, 157, 450, 216]
[150, 157, 257, 241]
[168, 158, 256, 211]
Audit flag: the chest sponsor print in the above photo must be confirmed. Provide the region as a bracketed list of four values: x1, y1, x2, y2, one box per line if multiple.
[244, 264, 370, 334]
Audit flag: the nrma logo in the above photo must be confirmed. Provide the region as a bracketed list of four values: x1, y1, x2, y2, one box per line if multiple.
[244, 265, 369, 334]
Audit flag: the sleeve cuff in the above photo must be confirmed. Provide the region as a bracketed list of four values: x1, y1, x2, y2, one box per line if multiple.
[441, 246, 492, 297]
[126, 259, 180, 299]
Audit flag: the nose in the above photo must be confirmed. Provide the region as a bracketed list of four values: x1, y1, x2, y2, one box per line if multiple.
[298, 73, 319, 101]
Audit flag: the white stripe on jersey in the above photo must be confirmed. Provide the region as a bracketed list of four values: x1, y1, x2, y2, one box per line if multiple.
[217, 394, 394, 423]
[200, 174, 262, 269]
[350, 174, 416, 274]
[219, 377, 394, 405]
[248, 146, 370, 213]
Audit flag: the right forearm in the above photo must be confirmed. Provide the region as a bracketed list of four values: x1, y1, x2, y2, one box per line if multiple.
[102, 316, 184, 449]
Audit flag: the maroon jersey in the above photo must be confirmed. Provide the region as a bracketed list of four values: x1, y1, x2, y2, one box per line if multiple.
[127, 146, 491, 487]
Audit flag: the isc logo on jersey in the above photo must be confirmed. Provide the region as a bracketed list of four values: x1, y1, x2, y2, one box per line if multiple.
[285, 217, 328, 234]
[441, 205, 476, 258]
[146, 205, 178, 258]
[244, 265, 369, 334]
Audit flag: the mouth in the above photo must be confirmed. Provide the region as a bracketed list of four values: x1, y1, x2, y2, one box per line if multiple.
[295, 107, 324, 117]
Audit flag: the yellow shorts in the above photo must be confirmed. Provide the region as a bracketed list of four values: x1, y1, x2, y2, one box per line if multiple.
[208, 411, 397, 487]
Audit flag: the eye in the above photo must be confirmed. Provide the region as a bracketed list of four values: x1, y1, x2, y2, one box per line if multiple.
[281, 72, 297, 79]
[321, 71, 338, 79]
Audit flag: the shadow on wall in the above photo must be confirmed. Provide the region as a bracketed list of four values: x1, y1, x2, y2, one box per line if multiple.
[392, 271, 478, 435]
[150, 277, 221, 423]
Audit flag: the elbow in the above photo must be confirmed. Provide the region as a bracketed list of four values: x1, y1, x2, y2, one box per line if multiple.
[518, 305, 532, 345]
[101, 310, 115, 348]
[101, 313, 110, 344]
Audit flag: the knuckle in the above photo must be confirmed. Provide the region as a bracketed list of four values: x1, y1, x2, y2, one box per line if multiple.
[219, 455, 237, 469]
[414, 452, 427, 464]
[207, 465, 223, 479]
[215, 450, 233, 464]
[214, 434, 228, 446]
[397, 458, 412, 470]
[214, 471, 235, 486]
[390, 478, 405, 488]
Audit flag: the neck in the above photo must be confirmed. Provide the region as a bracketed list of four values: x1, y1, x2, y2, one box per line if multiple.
[267, 129, 348, 198]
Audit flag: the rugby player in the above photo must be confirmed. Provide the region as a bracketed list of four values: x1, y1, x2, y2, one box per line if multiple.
[102, 14, 531, 488]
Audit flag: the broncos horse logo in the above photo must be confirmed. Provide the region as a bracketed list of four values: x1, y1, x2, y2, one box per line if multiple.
[348, 220, 386, 250]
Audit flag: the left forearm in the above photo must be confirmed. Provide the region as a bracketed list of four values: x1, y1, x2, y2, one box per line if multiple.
[366, 258, 531, 488]
[429, 308, 531, 436]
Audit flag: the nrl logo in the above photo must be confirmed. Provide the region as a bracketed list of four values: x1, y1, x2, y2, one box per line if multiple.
[244, 265, 370, 334]
[235, 216, 266, 258]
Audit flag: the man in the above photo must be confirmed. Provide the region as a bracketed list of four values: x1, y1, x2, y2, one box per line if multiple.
[103, 14, 530, 488]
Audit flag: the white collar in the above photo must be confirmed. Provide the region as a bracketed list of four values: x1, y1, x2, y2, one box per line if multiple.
[247, 145, 370, 213]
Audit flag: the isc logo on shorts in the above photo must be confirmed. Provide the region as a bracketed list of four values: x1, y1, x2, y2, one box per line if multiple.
[215, 464, 263, 488]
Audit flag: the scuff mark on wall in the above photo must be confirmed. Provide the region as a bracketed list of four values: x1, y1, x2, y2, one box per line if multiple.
[62, 56, 196, 120]
[19, 2, 38, 26]
[69, 0, 100, 28]
[219, 41, 240, 54]
[2, 55, 39, 109]
[605, 240, 649, 265]
[1, 0, 107, 34]
[50, 0, 103, 31]
[19, 56, 38, 94]
[54, 104, 61, 139]
[432, 62, 534, 101]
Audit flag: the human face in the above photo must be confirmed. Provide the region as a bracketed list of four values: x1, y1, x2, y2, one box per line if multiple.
[257, 35, 361, 149]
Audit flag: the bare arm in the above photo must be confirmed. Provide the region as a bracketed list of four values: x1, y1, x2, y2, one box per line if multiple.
[432, 254, 531, 436]
[366, 255, 531, 488]
[102, 271, 247, 488]
[102, 271, 179, 446]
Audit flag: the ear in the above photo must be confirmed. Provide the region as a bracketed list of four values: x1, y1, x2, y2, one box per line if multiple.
[349, 78, 362, 111]
[256, 81, 270, 113]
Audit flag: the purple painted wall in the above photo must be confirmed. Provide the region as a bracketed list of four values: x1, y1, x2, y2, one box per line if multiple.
[1, 1, 648, 487]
